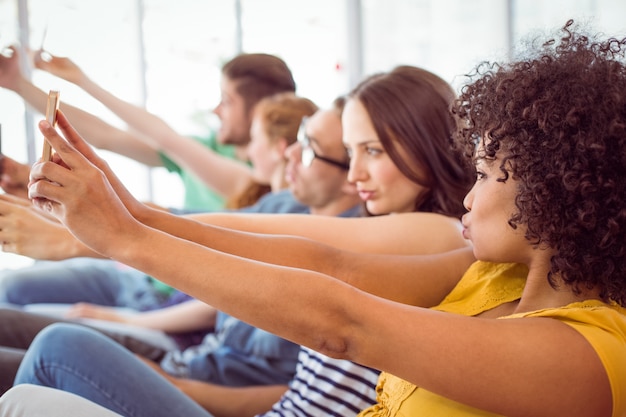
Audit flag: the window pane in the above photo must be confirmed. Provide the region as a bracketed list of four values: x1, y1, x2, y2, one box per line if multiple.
[141, 0, 237, 206]
[15, 0, 153, 200]
[0, 0, 27, 163]
[240, 0, 348, 107]
[362, 0, 509, 90]
[513, 0, 626, 46]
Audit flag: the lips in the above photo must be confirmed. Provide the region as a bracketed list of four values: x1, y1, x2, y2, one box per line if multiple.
[358, 190, 374, 201]
[284, 161, 298, 184]
[459, 213, 469, 238]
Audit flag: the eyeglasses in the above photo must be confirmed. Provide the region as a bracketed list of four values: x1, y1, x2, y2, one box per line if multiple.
[297, 118, 350, 170]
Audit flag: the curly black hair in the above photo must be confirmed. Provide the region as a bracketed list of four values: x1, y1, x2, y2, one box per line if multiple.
[453, 20, 626, 306]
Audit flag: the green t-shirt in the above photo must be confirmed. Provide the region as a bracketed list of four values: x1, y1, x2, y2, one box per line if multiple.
[158, 131, 239, 212]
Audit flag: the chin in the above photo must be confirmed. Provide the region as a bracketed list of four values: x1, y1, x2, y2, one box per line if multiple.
[216, 132, 229, 145]
[365, 203, 386, 216]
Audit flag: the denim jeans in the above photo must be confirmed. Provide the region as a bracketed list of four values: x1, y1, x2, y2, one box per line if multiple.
[15, 324, 213, 417]
[0, 258, 166, 310]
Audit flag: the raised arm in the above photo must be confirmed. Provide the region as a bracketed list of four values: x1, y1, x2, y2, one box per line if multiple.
[34, 51, 254, 199]
[0, 46, 160, 166]
[186, 211, 468, 255]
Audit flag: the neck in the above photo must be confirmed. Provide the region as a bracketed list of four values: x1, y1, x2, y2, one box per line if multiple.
[234, 145, 249, 162]
[515, 257, 602, 313]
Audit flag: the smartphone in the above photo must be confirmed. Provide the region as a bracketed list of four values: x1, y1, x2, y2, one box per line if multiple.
[42, 90, 60, 161]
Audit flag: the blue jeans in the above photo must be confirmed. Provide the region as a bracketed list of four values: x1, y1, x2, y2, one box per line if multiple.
[15, 323, 213, 417]
[0, 258, 166, 310]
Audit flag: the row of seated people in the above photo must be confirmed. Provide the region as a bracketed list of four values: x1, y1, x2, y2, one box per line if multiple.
[0, 19, 625, 417]
[0, 46, 471, 415]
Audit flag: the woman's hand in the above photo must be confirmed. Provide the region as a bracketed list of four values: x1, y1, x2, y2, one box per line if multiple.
[0, 154, 31, 200]
[65, 303, 129, 323]
[28, 110, 142, 257]
[33, 50, 87, 86]
[0, 193, 85, 260]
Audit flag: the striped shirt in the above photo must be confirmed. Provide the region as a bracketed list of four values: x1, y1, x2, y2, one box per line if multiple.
[259, 347, 379, 417]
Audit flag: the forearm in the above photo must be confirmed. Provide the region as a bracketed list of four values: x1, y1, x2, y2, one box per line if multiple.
[109, 222, 365, 358]
[14, 78, 161, 166]
[14, 78, 109, 143]
[158, 139, 254, 199]
[138, 208, 359, 278]
[125, 300, 216, 333]
[187, 211, 469, 256]
[136, 207, 473, 306]
[78, 76, 169, 149]
[177, 381, 288, 417]
[50, 228, 105, 260]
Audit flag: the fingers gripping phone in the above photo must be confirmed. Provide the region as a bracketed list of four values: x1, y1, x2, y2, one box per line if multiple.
[42, 90, 60, 161]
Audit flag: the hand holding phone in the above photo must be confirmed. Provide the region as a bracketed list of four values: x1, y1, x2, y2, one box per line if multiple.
[42, 90, 60, 161]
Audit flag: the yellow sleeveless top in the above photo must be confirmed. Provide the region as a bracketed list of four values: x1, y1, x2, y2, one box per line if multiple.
[357, 261, 626, 417]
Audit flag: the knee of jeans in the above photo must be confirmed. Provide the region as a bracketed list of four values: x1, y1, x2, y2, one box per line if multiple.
[31, 323, 91, 354]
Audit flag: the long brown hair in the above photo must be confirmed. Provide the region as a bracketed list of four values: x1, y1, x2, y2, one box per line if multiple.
[348, 66, 474, 218]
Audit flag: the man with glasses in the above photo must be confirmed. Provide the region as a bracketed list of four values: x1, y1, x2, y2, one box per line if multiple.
[298, 116, 351, 170]
[278, 96, 359, 218]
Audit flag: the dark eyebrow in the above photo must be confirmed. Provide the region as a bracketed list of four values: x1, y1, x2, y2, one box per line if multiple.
[358, 140, 381, 146]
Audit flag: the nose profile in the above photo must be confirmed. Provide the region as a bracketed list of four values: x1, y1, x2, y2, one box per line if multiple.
[346, 154, 364, 184]
[285, 142, 302, 163]
[462, 186, 474, 212]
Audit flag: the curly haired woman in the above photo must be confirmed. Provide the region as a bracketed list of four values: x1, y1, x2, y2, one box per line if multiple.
[3, 19, 626, 417]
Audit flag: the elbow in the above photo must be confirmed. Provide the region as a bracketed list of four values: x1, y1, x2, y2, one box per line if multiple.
[313, 334, 353, 360]
[307, 301, 363, 362]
